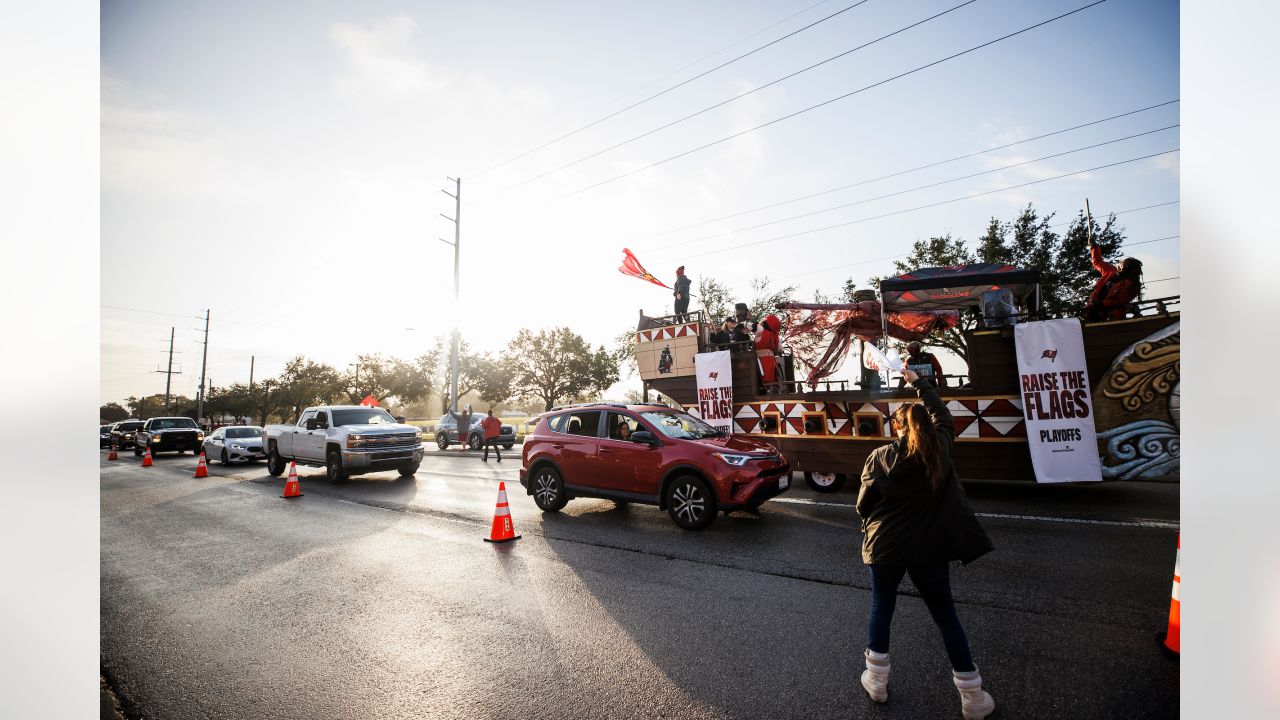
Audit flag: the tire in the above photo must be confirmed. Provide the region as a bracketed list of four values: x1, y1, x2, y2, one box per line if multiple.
[666, 475, 717, 530]
[398, 463, 420, 477]
[133, 445, 142, 457]
[326, 449, 348, 483]
[468, 433, 482, 451]
[804, 471, 847, 493]
[436, 433, 449, 450]
[531, 466, 568, 512]
[266, 448, 286, 477]
[220, 448, 230, 465]
[503, 443, 514, 450]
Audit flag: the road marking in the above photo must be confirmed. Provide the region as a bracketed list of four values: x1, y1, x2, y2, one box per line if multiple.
[771, 497, 1178, 530]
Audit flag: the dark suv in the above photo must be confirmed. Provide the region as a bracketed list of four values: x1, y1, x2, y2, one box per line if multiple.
[134, 417, 205, 456]
[434, 414, 516, 450]
[519, 403, 791, 530]
[109, 420, 144, 449]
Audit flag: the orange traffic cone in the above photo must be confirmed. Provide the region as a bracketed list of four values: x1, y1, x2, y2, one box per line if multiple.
[1158, 533, 1180, 657]
[107, 444, 118, 461]
[484, 481, 521, 543]
[141, 447, 153, 467]
[281, 461, 303, 498]
[194, 452, 209, 478]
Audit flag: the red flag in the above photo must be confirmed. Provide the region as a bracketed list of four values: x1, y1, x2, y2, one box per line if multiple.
[619, 248, 671, 289]
[360, 394, 379, 407]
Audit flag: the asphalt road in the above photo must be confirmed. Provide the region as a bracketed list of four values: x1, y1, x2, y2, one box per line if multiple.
[100, 447, 1179, 719]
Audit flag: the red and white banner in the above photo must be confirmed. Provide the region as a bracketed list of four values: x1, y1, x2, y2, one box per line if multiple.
[694, 351, 734, 434]
[1014, 318, 1102, 483]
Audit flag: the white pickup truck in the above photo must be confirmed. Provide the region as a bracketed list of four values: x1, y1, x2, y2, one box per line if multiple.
[264, 405, 424, 482]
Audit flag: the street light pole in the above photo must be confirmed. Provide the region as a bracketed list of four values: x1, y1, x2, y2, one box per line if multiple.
[440, 177, 461, 412]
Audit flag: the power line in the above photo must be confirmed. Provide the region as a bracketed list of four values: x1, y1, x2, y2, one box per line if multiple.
[510, 0, 979, 190]
[674, 148, 1177, 262]
[652, 124, 1177, 252]
[1049, 199, 1178, 227]
[467, 0, 874, 181]
[579, 1, 837, 116]
[634, 100, 1178, 243]
[559, 0, 1111, 200]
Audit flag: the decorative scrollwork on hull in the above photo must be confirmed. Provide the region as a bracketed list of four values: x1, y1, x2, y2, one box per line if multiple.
[1097, 419, 1180, 481]
[1100, 332, 1181, 413]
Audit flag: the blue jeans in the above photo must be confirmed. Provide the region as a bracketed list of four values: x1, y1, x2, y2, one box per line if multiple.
[866, 562, 975, 672]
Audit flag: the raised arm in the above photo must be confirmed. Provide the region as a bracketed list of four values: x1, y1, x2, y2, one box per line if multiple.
[1090, 242, 1116, 276]
[913, 376, 954, 435]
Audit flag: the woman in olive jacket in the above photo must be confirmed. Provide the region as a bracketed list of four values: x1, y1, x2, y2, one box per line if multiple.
[855, 367, 996, 719]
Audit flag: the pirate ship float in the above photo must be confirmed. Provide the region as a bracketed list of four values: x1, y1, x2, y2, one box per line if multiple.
[635, 264, 1180, 490]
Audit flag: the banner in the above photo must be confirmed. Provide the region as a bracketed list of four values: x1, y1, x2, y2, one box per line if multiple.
[694, 351, 734, 434]
[1014, 319, 1102, 483]
[862, 342, 902, 372]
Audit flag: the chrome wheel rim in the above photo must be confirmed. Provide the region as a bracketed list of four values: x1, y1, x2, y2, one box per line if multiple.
[673, 483, 705, 524]
[811, 472, 837, 487]
[534, 472, 558, 507]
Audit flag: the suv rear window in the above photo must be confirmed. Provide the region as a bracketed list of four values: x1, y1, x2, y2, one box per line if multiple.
[551, 410, 601, 438]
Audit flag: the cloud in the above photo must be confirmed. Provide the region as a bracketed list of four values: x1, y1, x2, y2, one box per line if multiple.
[329, 15, 444, 97]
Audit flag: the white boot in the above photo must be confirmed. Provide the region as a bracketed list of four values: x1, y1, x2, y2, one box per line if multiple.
[860, 649, 890, 703]
[952, 666, 996, 720]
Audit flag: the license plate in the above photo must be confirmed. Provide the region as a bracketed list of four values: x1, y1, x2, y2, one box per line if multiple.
[778, 475, 789, 490]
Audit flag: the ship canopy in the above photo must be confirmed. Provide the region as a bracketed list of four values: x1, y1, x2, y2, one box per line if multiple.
[879, 263, 1041, 310]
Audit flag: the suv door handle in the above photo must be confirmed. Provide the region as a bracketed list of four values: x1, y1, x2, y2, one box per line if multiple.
[599, 448, 614, 454]
[552, 443, 565, 449]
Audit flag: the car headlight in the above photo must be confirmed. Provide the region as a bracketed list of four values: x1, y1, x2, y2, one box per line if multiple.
[196, 432, 205, 441]
[150, 436, 161, 443]
[714, 453, 752, 467]
[229, 443, 245, 450]
[124, 433, 133, 439]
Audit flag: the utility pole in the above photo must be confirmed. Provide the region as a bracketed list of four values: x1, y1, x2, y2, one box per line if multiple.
[155, 327, 182, 413]
[196, 309, 210, 424]
[439, 176, 462, 412]
[249, 355, 255, 389]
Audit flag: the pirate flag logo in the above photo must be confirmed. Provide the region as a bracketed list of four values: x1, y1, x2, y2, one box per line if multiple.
[658, 345, 674, 374]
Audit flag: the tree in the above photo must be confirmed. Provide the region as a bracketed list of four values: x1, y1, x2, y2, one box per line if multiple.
[100, 403, 129, 423]
[696, 276, 732, 323]
[507, 327, 620, 411]
[884, 233, 978, 360]
[126, 393, 194, 419]
[273, 356, 343, 422]
[747, 277, 797, 320]
[343, 353, 434, 406]
[473, 354, 515, 411]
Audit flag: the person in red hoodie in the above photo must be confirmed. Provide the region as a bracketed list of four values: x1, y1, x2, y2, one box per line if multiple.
[755, 314, 783, 394]
[481, 409, 504, 462]
[1084, 236, 1143, 322]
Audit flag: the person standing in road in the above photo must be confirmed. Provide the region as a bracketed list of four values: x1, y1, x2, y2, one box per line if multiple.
[855, 366, 996, 719]
[481, 410, 503, 462]
[673, 266, 691, 322]
[448, 404, 473, 452]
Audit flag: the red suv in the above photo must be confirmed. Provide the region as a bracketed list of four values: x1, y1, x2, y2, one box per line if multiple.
[519, 403, 791, 530]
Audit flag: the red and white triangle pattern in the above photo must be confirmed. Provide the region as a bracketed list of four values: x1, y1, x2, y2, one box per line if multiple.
[636, 323, 699, 344]
[727, 396, 1028, 439]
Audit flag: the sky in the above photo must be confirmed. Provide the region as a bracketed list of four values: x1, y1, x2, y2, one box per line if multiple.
[100, 0, 1180, 408]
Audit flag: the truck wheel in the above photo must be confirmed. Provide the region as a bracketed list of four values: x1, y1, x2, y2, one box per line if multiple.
[133, 445, 142, 457]
[532, 466, 568, 512]
[266, 448, 286, 477]
[468, 433, 482, 450]
[503, 443, 514, 450]
[667, 475, 717, 531]
[398, 463, 420, 477]
[804, 471, 846, 493]
[326, 449, 349, 483]
[436, 433, 449, 450]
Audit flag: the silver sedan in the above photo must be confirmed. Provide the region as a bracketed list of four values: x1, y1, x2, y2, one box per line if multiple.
[202, 426, 267, 464]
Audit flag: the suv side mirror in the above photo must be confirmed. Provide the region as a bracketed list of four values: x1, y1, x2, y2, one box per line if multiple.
[630, 430, 658, 446]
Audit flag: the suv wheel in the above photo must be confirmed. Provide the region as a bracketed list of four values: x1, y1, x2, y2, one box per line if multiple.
[532, 466, 568, 512]
[436, 433, 449, 450]
[804, 471, 846, 493]
[667, 475, 716, 530]
[266, 448, 286, 477]
[503, 443, 514, 450]
[468, 433, 482, 451]
[326, 450, 349, 483]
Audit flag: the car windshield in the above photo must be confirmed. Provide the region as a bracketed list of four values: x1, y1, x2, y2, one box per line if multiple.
[151, 418, 197, 430]
[331, 408, 398, 426]
[226, 428, 262, 439]
[640, 411, 724, 440]
[100, 425, 111, 432]
[118, 422, 143, 431]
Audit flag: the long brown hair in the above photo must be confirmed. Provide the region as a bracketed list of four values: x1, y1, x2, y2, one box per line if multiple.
[893, 402, 942, 491]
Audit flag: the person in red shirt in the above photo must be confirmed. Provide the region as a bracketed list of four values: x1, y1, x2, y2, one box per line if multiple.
[481, 410, 504, 462]
[755, 314, 783, 394]
[1084, 238, 1143, 322]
